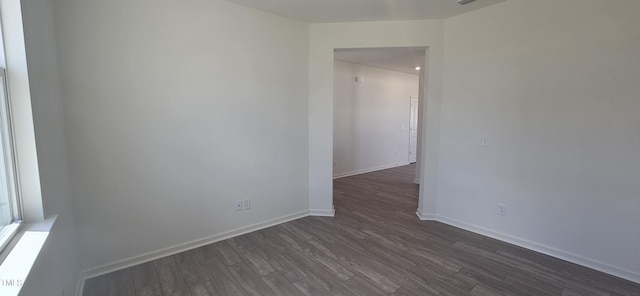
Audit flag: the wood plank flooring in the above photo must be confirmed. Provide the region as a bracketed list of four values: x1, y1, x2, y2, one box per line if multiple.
[83, 164, 640, 296]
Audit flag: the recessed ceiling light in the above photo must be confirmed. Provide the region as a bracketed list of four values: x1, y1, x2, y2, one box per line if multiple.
[415, 66, 421, 71]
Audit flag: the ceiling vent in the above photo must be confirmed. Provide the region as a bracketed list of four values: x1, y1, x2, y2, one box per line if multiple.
[456, 0, 477, 5]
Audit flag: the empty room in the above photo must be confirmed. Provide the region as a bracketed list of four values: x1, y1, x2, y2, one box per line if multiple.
[0, 0, 638, 295]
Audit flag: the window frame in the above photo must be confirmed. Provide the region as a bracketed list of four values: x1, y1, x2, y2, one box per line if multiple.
[0, 67, 22, 255]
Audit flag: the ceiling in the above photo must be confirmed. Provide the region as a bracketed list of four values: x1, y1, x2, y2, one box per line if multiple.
[225, 0, 506, 23]
[335, 47, 426, 75]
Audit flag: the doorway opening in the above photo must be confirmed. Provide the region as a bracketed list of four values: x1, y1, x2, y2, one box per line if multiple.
[332, 47, 426, 216]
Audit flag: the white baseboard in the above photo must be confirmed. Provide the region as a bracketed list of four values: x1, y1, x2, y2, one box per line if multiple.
[435, 215, 640, 285]
[75, 207, 640, 296]
[310, 207, 335, 217]
[75, 210, 310, 296]
[333, 162, 410, 179]
[415, 211, 436, 220]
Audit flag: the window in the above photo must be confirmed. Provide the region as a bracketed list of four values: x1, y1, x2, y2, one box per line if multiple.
[0, 68, 20, 253]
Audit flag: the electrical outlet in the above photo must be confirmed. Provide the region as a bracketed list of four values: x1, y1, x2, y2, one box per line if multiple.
[497, 203, 507, 216]
[242, 199, 251, 210]
[481, 136, 490, 147]
[235, 200, 242, 211]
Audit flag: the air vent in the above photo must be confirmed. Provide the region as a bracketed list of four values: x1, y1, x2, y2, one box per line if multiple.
[456, 0, 477, 5]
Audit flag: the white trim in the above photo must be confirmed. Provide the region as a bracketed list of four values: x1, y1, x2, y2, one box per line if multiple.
[413, 179, 420, 184]
[415, 211, 436, 220]
[310, 207, 335, 217]
[435, 215, 640, 285]
[0, 0, 44, 222]
[76, 210, 310, 296]
[0, 222, 20, 256]
[333, 162, 410, 179]
[0, 216, 55, 296]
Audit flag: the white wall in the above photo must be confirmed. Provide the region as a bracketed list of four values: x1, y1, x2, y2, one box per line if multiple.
[53, 0, 309, 273]
[438, 0, 640, 282]
[19, 0, 79, 295]
[333, 61, 418, 177]
[309, 20, 444, 216]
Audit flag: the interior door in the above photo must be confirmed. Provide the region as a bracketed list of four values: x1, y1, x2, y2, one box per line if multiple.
[409, 96, 418, 163]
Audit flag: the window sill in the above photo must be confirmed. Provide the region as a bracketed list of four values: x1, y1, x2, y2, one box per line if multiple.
[0, 216, 56, 296]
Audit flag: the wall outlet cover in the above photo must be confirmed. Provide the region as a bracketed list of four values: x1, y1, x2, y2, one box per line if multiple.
[235, 201, 242, 211]
[497, 203, 507, 216]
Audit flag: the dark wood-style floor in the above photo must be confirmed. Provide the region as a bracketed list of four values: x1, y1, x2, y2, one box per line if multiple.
[83, 164, 640, 296]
